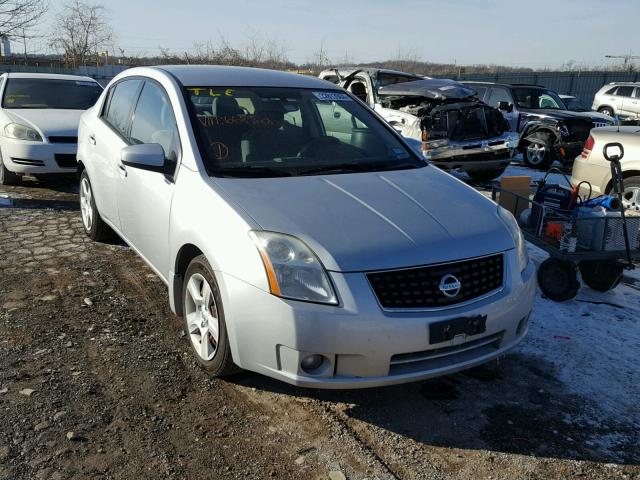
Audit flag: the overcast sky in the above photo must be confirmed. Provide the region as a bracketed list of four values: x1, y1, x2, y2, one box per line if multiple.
[39, 0, 639, 68]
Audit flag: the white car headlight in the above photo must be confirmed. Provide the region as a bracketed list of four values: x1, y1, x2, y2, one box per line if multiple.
[497, 206, 529, 273]
[250, 231, 338, 305]
[4, 123, 43, 142]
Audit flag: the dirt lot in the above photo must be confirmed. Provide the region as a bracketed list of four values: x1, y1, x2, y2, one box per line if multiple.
[0, 177, 639, 480]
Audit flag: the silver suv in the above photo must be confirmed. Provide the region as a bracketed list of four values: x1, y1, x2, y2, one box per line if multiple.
[592, 82, 640, 120]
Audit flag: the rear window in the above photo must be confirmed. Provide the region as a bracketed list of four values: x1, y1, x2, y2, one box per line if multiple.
[2, 78, 102, 109]
[187, 86, 423, 178]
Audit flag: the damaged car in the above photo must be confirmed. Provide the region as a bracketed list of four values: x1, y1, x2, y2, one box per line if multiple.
[319, 68, 518, 181]
[463, 82, 617, 170]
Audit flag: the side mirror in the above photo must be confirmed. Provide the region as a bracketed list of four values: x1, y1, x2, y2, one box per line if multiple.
[603, 142, 624, 162]
[498, 101, 513, 113]
[121, 143, 167, 173]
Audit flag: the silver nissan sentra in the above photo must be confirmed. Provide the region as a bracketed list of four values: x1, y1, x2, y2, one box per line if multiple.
[77, 65, 535, 389]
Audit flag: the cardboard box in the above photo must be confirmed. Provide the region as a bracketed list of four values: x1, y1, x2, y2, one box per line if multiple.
[499, 176, 531, 219]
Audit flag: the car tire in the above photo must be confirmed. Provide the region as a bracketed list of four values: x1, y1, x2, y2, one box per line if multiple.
[537, 258, 580, 301]
[183, 255, 239, 377]
[598, 106, 614, 117]
[79, 171, 112, 241]
[579, 261, 623, 292]
[523, 140, 554, 170]
[608, 176, 640, 212]
[0, 150, 22, 186]
[467, 166, 508, 182]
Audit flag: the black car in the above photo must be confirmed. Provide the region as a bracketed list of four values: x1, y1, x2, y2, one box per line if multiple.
[462, 82, 616, 169]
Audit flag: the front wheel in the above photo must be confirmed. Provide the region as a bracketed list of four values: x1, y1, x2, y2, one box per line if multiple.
[523, 142, 554, 170]
[537, 258, 580, 301]
[79, 171, 112, 241]
[183, 255, 239, 376]
[467, 165, 508, 182]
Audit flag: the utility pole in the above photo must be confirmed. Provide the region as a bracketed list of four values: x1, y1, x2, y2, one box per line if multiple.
[22, 29, 27, 66]
[605, 54, 640, 72]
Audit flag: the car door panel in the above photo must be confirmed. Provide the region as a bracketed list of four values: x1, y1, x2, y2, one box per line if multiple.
[116, 80, 181, 278]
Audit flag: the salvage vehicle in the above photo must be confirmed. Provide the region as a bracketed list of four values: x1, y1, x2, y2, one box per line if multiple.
[319, 68, 518, 181]
[77, 65, 535, 388]
[572, 126, 640, 210]
[0, 73, 103, 185]
[463, 82, 616, 170]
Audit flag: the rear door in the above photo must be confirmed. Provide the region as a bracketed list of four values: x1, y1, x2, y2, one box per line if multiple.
[115, 79, 181, 278]
[89, 78, 142, 229]
[628, 88, 640, 118]
[613, 86, 633, 115]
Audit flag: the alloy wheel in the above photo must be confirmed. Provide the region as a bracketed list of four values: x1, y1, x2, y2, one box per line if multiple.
[80, 177, 94, 232]
[526, 143, 546, 165]
[184, 273, 220, 361]
[622, 187, 640, 211]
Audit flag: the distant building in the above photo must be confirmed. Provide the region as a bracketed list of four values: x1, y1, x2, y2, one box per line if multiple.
[0, 36, 11, 58]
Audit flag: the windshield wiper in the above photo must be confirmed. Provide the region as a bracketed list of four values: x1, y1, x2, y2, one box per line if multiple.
[213, 165, 292, 178]
[298, 163, 369, 176]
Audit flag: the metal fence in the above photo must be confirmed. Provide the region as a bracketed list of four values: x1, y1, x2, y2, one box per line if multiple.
[435, 71, 640, 106]
[0, 64, 127, 85]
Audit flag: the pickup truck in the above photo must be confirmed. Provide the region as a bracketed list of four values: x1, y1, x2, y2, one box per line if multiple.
[319, 68, 518, 181]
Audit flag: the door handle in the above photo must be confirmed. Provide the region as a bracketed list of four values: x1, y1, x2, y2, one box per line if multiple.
[88, 134, 96, 146]
[118, 163, 127, 177]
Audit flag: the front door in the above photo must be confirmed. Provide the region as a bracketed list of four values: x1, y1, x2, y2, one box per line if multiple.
[116, 80, 181, 279]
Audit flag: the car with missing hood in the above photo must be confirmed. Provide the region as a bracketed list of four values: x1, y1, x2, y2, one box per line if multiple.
[319, 68, 519, 181]
[0, 72, 103, 185]
[463, 82, 616, 170]
[77, 65, 535, 388]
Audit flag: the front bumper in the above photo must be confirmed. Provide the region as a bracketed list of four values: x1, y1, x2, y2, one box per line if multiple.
[0, 138, 77, 174]
[216, 250, 536, 389]
[425, 132, 518, 171]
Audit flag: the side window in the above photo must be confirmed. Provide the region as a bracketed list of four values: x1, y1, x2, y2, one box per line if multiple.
[472, 86, 487, 100]
[486, 87, 513, 108]
[634, 88, 640, 99]
[103, 79, 142, 137]
[616, 86, 634, 97]
[606, 87, 618, 95]
[130, 81, 180, 166]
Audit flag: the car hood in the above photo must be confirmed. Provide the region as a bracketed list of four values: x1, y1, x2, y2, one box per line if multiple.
[212, 167, 514, 272]
[4, 109, 84, 137]
[519, 108, 614, 123]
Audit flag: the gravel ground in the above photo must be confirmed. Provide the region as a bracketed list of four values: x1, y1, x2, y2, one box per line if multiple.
[0, 176, 638, 480]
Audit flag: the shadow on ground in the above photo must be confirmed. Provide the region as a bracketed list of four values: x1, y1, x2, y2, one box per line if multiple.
[231, 352, 639, 466]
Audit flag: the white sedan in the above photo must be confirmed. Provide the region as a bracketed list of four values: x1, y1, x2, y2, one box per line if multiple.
[77, 65, 535, 389]
[0, 72, 103, 185]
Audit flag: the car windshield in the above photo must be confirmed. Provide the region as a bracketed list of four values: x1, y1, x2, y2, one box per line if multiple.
[2, 78, 102, 109]
[512, 87, 567, 110]
[187, 87, 425, 178]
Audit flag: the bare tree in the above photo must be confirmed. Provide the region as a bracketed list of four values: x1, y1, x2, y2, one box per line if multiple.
[49, 0, 114, 68]
[0, 0, 48, 39]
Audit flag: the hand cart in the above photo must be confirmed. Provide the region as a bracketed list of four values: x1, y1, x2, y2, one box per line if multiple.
[492, 142, 640, 301]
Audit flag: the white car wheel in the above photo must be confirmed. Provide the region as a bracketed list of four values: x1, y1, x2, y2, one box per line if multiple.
[79, 171, 112, 241]
[80, 176, 94, 232]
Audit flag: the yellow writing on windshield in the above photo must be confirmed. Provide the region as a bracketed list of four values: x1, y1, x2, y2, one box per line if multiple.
[188, 88, 234, 97]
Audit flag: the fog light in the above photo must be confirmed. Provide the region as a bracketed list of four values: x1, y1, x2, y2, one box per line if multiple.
[300, 354, 324, 373]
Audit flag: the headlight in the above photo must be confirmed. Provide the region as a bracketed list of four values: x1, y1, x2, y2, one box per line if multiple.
[250, 231, 338, 304]
[4, 123, 42, 141]
[425, 139, 449, 149]
[497, 206, 529, 273]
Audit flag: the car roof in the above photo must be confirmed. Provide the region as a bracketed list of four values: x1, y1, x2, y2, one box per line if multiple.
[2, 72, 98, 83]
[148, 65, 339, 89]
[461, 81, 546, 89]
[319, 67, 424, 78]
